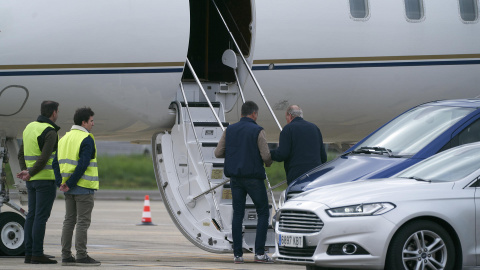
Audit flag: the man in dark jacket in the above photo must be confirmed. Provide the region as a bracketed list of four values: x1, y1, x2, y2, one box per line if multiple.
[17, 100, 60, 264]
[214, 101, 273, 264]
[270, 105, 327, 185]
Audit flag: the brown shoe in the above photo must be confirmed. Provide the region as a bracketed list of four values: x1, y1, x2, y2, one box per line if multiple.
[24, 255, 31, 264]
[31, 255, 58, 264]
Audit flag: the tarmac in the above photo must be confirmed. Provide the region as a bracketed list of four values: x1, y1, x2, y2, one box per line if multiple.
[10, 189, 281, 202]
[0, 194, 304, 270]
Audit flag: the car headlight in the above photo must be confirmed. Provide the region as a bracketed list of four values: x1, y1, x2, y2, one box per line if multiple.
[326, 202, 396, 217]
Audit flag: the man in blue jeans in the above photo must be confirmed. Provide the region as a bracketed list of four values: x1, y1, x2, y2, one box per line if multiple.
[17, 101, 60, 264]
[215, 101, 273, 264]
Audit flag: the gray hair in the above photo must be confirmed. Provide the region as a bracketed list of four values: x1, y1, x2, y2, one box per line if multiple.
[287, 105, 303, 118]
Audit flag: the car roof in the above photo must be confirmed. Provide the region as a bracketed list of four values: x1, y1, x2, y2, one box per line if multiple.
[424, 99, 480, 108]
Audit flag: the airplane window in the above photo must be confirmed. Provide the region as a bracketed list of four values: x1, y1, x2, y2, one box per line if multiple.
[405, 0, 424, 20]
[459, 0, 479, 22]
[349, 0, 369, 19]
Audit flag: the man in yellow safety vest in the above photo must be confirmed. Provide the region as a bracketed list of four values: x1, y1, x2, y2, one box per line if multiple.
[55, 107, 100, 266]
[17, 100, 60, 264]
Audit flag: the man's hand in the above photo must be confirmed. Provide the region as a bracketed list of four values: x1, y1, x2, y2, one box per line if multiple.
[59, 183, 70, 192]
[16, 170, 31, 181]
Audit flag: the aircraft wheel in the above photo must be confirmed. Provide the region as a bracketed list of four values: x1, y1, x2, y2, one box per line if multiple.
[0, 212, 25, 256]
[386, 220, 455, 270]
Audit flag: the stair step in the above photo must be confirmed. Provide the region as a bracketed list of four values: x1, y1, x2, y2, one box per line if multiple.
[193, 122, 229, 127]
[180, 101, 222, 108]
[201, 142, 218, 147]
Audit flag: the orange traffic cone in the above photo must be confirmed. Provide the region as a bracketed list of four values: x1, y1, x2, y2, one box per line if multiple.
[137, 195, 156, 226]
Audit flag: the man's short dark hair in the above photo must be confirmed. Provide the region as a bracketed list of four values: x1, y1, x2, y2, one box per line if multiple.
[40, 101, 59, 118]
[241, 101, 259, 117]
[74, 107, 95, 126]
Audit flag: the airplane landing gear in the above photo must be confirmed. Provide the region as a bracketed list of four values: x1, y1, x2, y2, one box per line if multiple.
[0, 135, 27, 256]
[0, 211, 25, 256]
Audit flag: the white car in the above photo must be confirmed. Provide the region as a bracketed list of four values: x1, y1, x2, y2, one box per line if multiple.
[273, 142, 480, 270]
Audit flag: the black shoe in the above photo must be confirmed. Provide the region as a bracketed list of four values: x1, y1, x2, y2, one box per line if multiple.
[62, 255, 76, 266]
[75, 255, 101, 266]
[31, 255, 58, 264]
[45, 254, 56, 258]
[24, 255, 31, 264]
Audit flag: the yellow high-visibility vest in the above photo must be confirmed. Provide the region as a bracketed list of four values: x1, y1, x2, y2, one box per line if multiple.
[22, 121, 57, 180]
[58, 129, 99, 190]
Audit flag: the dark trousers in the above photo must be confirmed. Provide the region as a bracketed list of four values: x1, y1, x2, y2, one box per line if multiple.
[24, 180, 56, 256]
[230, 178, 270, 257]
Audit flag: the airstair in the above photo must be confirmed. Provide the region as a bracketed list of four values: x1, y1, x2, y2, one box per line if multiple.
[152, 0, 283, 254]
[152, 73, 278, 254]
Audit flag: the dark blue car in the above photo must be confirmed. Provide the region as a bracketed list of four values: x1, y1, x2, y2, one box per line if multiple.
[285, 99, 480, 200]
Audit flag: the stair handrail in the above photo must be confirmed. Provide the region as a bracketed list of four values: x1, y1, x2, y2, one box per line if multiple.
[178, 82, 226, 230]
[233, 68, 246, 104]
[211, 0, 282, 132]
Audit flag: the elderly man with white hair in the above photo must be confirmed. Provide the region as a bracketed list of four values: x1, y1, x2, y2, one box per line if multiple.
[270, 105, 327, 185]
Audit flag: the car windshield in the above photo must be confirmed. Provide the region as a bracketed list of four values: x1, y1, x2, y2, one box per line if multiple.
[396, 144, 480, 182]
[354, 105, 474, 156]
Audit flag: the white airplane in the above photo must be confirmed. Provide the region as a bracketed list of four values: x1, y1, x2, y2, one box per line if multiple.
[1, 0, 479, 257]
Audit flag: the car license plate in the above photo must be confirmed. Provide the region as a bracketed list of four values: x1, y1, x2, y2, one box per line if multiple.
[279, 233, 303, 248]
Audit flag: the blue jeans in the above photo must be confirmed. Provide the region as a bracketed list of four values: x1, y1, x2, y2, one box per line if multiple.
[230, 178, 270, 257]
[24, 180, 56, 256]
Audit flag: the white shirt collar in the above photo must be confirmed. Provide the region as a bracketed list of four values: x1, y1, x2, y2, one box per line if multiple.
[71, 125, 89, 133]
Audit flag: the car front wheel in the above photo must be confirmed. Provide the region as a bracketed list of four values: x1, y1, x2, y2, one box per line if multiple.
[386, 220, 455, 270]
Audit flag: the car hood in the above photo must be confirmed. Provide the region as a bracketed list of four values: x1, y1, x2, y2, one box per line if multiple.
[288, 178, 456, 208]
[287, 154, 414, 194]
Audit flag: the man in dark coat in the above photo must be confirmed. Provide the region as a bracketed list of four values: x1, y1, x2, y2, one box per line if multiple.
[270, 105, 327, 185]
